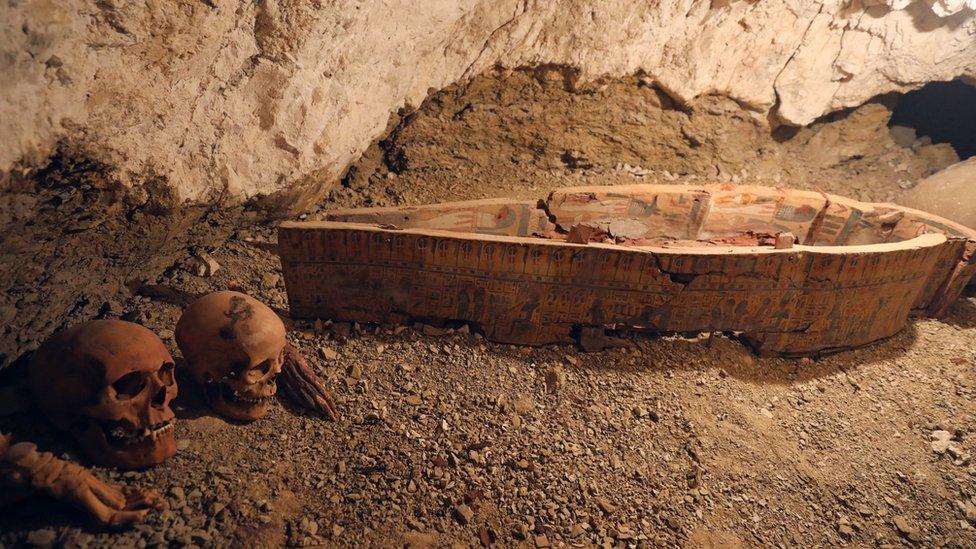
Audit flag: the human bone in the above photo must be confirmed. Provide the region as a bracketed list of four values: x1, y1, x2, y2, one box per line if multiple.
[28, 320, 178, 470]
[175, 291, 286, 422]
[0, 432, 162, 525]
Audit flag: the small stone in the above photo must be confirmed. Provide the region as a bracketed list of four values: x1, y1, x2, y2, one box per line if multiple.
[478, 526, 496, 546]
[348, 363, 362, 379]
[332, 524, 345, 537]
[513, 525, 530, 540]
[454, 504, 475, 525]
[596, 497, 618, 515]
[27, 529, 57, 546]
[890, 125, 917, 147]
[931, 430, 952, 453]
[893, 515, 921, 542]
[261, 272, 280, 288]
[947, 444, 971, 465]
[215, 465, 234, 477]
[534, 534, 551, 547]
[186, 252, 220, 277]
[544, 365, 566, 393]
[513, 396, 534, 415]
[420, 324, 448, 336]
[956, 498, 976, 522]
[570, 523, 586, 537]
[320, 347, 339, 361]
[405, 395, 423, 406]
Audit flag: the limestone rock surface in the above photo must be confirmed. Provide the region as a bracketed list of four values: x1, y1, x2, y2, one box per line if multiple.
[1, 0, 974, 207]
[899, 157, 976, 230]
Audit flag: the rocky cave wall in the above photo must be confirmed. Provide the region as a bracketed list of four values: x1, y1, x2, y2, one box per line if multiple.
[1, 0, 975, 368]
[2, 0, 975, 207]
[327, 68, 960, 212]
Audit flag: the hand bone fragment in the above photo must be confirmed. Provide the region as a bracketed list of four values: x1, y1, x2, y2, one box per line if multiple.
[0, 432, 162, 526]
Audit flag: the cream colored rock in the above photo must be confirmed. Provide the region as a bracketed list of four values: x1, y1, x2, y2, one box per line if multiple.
[899, 157, 976, 230]
[930, 0, 976, 17]
[1, 0, 974, 207]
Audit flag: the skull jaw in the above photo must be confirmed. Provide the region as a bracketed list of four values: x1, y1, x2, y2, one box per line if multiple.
[205, 381, 273, 422]
[74, 420, 177, 470]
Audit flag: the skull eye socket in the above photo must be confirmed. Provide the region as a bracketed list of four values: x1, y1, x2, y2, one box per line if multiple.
[113, 372, 148, 399]
[228, 360, 249, 379]
[159, 362, 175, 385]
[257, 358, 275, 375]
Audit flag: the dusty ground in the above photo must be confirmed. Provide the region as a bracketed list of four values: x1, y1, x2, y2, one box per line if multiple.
[1, 70, 974, 547]
[1, 224, 974, 548]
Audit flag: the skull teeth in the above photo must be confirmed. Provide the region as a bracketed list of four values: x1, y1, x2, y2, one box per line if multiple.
[217, 383, 272, 407]
[234, 392, 269, 404]
[107, 420, 174, 445]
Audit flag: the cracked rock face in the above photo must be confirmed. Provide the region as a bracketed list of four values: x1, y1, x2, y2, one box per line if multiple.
[1, 0, 974, 207]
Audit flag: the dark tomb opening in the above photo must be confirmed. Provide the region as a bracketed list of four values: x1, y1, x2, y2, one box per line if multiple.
[889, 79, 976, 159]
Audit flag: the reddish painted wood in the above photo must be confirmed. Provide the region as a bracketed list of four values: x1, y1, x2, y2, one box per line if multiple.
[278, 184, 976, 356]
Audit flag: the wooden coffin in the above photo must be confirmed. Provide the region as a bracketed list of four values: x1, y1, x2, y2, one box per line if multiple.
[278, 184, 976, 356]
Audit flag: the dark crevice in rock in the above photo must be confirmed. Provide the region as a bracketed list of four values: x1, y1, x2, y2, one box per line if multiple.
[889, 78, 976, 159]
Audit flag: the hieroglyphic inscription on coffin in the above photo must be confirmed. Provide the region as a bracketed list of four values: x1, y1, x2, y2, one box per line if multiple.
[279, 184, 976, 357]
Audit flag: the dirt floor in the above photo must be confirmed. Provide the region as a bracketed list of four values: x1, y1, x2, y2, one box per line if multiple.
[2, 225, 974, 548]
[1, 69, 974, 547]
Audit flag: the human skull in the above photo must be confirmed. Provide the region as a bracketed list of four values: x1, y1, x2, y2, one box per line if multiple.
[175, 291, 285, 422]
[28, 320, 178, 470]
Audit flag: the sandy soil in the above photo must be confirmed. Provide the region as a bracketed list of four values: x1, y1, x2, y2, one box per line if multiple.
[1, 71, 974, 547]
